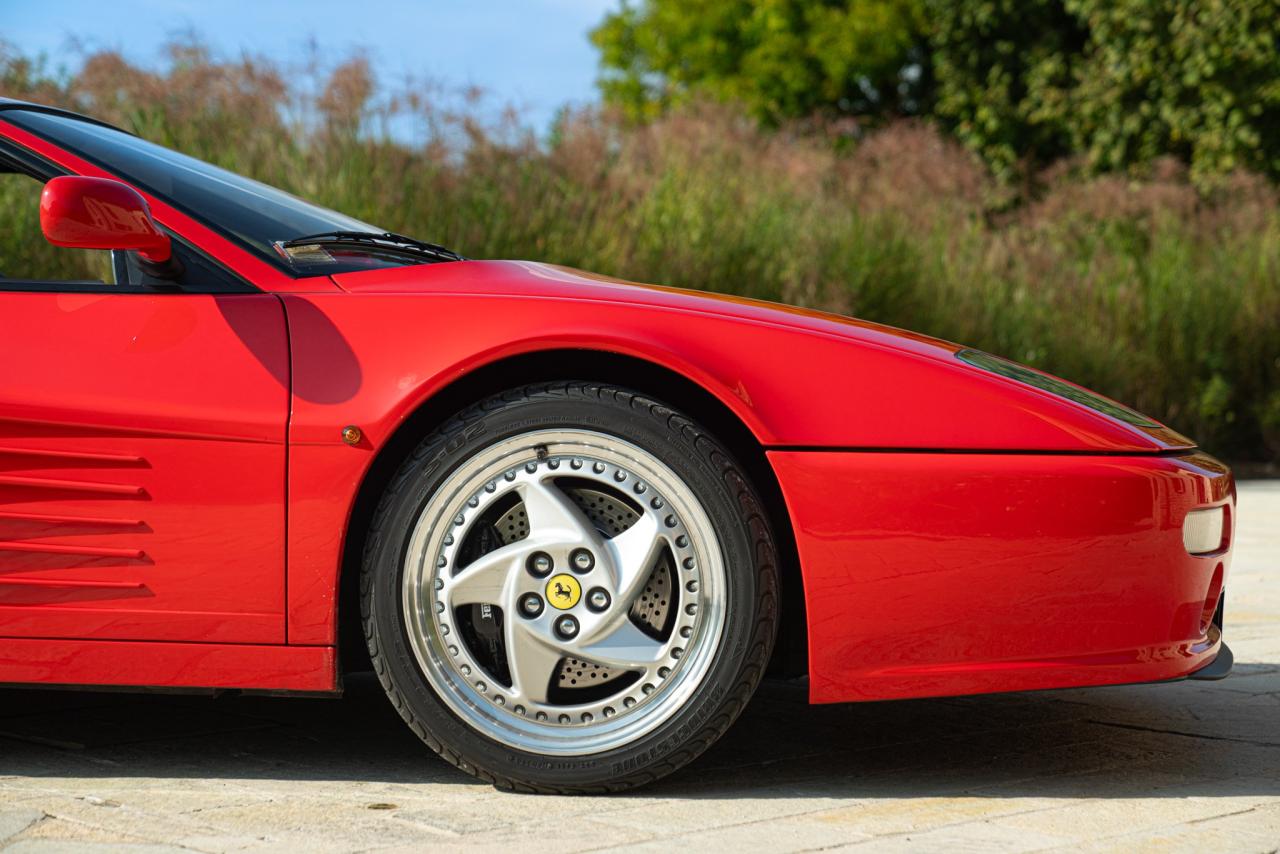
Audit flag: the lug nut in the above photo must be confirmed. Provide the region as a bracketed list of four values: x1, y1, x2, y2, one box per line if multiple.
[570, 548, 595, 574]
[527, 551, 553, 577]
[554, 614, 579, 639]
[518, 593, 544, 618]
[586, 587, 611, 612]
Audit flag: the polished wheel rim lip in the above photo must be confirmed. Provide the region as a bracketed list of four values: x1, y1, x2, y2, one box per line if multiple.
[401, 428, 726, 756]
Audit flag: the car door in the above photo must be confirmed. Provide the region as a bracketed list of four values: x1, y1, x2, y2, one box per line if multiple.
[0, 147, 289, 644]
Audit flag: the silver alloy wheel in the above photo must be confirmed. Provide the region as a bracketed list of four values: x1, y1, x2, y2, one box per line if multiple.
[401, 429, 726, 756]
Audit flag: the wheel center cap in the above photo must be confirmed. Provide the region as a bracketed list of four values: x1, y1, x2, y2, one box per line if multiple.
[545, 573, 582, 610]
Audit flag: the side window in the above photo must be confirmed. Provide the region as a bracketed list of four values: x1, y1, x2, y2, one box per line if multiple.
[0, 169, 115, 285]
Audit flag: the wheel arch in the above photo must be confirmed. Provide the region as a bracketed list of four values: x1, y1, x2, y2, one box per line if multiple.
[336, 348, 808, 681]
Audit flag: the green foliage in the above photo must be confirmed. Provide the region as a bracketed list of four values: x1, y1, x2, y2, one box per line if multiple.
[927, 0, 1086, 178]
[1259, 389, 1280, 458]
[1062, 0, 1280, 182]
[590, 0, 929, 124]
[928, 0, 1280, 182]
[0, 174, 110, 281]
[1, 44, 1277, 461]
[599, 0, 1280, 183]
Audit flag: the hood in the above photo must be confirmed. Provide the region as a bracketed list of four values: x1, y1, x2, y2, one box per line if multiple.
[336, 259, 964, 353]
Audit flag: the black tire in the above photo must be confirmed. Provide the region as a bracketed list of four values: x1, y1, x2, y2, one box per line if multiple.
[360, 382, 778, 793]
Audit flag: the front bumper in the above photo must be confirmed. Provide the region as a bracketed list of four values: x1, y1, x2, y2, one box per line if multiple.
[769, 449, 1235, 704]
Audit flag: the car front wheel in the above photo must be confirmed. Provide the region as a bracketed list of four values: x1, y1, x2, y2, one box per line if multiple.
[361, 382, 778, 792]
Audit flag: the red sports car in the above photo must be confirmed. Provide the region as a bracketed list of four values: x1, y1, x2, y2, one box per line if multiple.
[0, 98, 1234, 792]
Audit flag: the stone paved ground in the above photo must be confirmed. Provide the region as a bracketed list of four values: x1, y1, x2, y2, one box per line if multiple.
[1, 482, 1276, 853]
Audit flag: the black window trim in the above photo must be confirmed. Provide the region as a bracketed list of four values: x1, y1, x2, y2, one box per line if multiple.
[0, 129, 258, 295]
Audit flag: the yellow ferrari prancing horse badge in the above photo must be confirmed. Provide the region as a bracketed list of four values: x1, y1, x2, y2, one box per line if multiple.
[546, 574, 581, 610]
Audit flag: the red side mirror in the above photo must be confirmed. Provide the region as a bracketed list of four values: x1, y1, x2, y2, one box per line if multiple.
[40, 176, 172, 263]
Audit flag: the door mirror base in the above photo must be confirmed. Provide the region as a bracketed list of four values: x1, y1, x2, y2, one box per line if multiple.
[136, 252, 184, 281]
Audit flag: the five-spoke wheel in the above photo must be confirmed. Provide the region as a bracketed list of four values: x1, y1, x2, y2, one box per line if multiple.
[363, 383, 777, 792]
[403, 429, 724, 753]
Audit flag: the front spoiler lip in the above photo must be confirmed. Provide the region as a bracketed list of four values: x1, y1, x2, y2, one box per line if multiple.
[1189, 594, 1231, 681]
[1188, 641, 1234, 681]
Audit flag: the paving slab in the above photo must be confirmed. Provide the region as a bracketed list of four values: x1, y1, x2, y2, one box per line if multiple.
[1, 481, 1276, 852]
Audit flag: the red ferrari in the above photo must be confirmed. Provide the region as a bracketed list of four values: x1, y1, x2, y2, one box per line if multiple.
[0, 98, 1234, 792]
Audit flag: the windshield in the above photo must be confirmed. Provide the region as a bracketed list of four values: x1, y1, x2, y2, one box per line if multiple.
[4, 109, 405, 273]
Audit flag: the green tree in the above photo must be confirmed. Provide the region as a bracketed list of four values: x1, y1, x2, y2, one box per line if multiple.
[927, 0, 1086, 179]
[590, 0, 930, 124]
[928, 0, 1280, 182]
[1063, 0, 1280, 182]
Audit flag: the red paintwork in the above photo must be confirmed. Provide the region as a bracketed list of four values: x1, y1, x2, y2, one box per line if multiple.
[326, 262, 1194, 454]
[0, 109, 1231, 704]
[0, 638, 334, 691]
[0, 292, 288, 643]
[770, 450, 1233, 701]
[281, 263, 1189, 646]
[40, 175, 172, 262]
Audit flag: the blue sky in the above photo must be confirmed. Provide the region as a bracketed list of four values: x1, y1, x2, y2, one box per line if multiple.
[3, 0, 618, 130]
